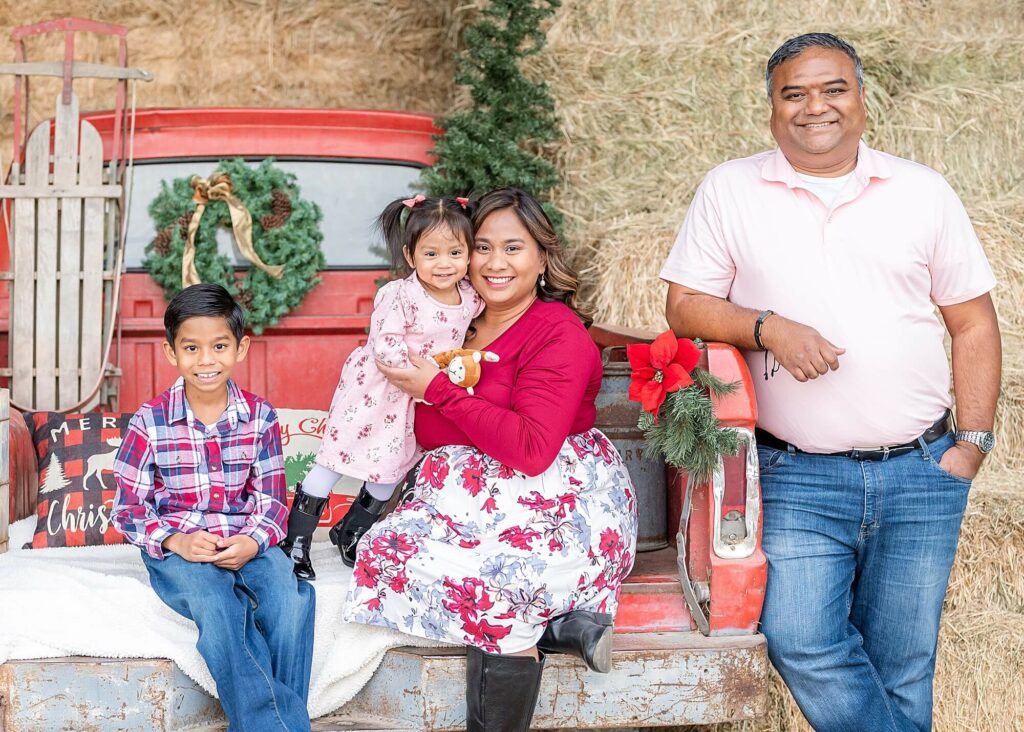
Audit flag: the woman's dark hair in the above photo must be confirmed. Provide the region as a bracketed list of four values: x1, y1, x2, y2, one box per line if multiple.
[377, 196, 475, 276]
[472, 188, 593, 328]
[164, 283, 245, 345]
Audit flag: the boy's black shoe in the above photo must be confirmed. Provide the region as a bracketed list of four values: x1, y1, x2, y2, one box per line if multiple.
[279, 483, 329, 581]
[537, 610, 615, 673]
[329, 485, 389, 567]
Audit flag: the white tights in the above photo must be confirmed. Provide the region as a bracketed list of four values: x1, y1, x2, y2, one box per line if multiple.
[301, 463, 399, 501]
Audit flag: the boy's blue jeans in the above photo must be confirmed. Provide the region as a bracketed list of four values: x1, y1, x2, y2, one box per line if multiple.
[758, 432, 971, 732]
[142, 546, 316, 732]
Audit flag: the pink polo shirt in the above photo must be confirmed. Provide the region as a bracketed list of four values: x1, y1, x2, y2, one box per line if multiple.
[660, 142, 996, 453]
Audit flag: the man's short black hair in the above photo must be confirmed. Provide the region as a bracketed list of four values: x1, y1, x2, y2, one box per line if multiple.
[164, 284, 245, 345]
[765, 33, 864, 100]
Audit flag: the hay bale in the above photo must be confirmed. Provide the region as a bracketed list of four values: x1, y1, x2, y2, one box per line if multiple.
[0, 0, 470, 159]
[538, 1, 1024, 729]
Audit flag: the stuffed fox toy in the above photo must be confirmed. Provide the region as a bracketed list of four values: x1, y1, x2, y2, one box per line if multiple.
[433, 349, 500, 395]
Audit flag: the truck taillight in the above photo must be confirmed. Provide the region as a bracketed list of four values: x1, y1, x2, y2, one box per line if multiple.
[712, 427, 760, 559]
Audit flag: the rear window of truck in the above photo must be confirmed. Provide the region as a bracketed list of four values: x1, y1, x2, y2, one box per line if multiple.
[123, 158, 421, 270]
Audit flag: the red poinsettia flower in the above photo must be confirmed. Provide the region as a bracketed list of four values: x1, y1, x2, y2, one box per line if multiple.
[627, 330, 701, 416]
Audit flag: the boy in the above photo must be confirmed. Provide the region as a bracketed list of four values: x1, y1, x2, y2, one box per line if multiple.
[112, 283, 314, 732]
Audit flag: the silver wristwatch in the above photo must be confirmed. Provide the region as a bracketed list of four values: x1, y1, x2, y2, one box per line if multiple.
[954, 430, 996, 454]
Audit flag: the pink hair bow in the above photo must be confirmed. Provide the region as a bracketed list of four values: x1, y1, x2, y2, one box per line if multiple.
[402, 194, 426, 208]
[456, 197, 469, 209]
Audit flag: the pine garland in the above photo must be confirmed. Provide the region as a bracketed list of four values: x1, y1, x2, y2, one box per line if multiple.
[420, 0, 563, 229]
[640, 369, 740, 484]
[144, 158, 325, 334]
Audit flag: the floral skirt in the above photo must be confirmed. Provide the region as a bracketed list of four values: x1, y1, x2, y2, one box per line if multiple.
[343, 429, 638, 653]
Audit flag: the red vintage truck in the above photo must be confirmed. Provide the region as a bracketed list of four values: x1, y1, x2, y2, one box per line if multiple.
[0, 106, 768, 730]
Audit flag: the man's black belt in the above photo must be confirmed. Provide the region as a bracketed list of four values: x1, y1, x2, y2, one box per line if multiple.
[755, 412, 951, 462]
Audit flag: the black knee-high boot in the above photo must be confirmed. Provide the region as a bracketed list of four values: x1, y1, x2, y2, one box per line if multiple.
[328, 485, 389, 568]
[278, 483, 329, 581]
[537, 610, 614, 673]
[464, 647, 545, 732]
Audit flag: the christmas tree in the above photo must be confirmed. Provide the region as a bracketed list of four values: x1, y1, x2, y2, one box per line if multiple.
[40, 453, 70, 494]
[421, 0, 563, 229]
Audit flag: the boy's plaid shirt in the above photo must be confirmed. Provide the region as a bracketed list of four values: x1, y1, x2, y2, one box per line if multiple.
[112, 377, 288, 559]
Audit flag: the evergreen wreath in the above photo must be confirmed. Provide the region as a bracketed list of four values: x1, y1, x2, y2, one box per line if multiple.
[144, 158, 325, 334]
[628, 330, 740, 483]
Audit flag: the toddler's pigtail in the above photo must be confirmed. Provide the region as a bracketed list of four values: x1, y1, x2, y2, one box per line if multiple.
[377, 198, 412, 275]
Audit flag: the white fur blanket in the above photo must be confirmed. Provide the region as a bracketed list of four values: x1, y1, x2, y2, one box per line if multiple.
[0, 518, 436, 718]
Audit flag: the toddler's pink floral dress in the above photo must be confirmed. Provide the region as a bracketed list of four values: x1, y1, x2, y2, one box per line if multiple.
[315, 273, 481, 483]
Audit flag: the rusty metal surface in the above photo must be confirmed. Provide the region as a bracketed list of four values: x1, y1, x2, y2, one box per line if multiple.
[0, 657, 224, 731]
[0, 615, 765, 731]
[595, 350, 668, 551]
[1, 390, 8, 554]
[588, 323, 657, 350]
[344, 633, 768, 730]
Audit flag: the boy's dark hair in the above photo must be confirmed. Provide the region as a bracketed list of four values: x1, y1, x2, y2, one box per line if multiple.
[377, 196, 475, 275]
[164, 283, 246, 345]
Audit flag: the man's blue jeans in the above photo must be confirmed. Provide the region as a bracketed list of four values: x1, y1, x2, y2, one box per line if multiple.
[142, 546, 316, 732]
[759, 432, 971, 732]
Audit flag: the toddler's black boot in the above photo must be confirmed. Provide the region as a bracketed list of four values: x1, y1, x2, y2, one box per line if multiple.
[329, 485, 389, 567]
[279, 483, 329, 581]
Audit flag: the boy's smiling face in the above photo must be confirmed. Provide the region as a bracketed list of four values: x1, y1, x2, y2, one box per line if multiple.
[163, 316, 250, 398]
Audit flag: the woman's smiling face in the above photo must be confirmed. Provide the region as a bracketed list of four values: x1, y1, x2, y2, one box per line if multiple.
[470, 208, 546, 310]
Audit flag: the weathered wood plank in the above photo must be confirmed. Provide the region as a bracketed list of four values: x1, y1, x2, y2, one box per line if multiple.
[10, 164, 37, 407]
[79, 120, 106, 408]
[29, 120, 58, 410]
[56, 94, 82, 407]
[0, 388, 9, 554]
[0, 61, 153, 81]
[0, 185, 121, 198]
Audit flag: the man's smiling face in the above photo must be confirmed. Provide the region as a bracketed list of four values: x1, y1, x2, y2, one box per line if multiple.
[769, 47, 867, 176]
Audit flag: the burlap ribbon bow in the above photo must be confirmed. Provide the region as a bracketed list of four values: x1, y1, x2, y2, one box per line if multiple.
[181, 172, 285, 288]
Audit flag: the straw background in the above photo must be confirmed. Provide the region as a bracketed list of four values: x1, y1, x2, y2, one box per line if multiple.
[2, 1, 1022, 729]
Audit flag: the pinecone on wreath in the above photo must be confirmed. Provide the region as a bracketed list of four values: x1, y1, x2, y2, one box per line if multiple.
[152, 213, 194, 256]
[236, 288, 255, 310]
[260, 189, 292, 230]
[152, 226, 173, 256]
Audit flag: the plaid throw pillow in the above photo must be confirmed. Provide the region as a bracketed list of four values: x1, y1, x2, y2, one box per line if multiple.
[28, 411, 132, 548]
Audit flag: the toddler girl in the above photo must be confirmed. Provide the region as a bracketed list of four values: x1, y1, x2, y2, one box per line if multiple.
[279, 195, 481, 579]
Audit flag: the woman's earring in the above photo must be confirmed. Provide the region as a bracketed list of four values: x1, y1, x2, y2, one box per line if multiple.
[539, 272, 546, 288]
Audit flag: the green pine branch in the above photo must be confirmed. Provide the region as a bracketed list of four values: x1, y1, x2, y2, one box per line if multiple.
[643, 369, 740, 484]
[421, 0, 563, 230]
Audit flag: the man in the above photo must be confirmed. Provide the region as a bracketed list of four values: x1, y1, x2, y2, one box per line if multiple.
[660, 33, 1001, 732]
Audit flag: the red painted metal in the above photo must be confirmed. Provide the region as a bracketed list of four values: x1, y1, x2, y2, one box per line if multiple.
[616, 547, 696, 633]
[11, 17, 129, 41]
[704, 344, 766, 635]
[9, 17, 133, 163]
[82, 108, 440, 164]
[0, 107, 440, 409]
[8, 409, 37, 524]
[590, 327, 766, 637]
[115, 271, 382, 411]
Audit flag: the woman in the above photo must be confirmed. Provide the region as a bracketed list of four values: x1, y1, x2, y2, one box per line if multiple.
[343, 188, 638, 732]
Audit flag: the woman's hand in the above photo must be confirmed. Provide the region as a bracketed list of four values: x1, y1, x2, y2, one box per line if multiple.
[377, 353, 442, 401]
